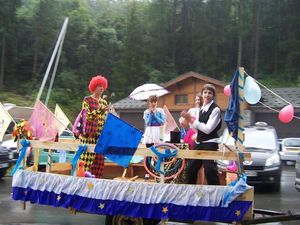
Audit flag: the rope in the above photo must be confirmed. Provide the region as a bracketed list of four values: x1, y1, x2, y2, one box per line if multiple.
[244, 71, 300, 120]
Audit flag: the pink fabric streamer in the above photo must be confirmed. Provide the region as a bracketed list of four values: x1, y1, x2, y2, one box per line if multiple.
[29, 100, 65, 141]
[163, 105, 178, 137]
[183, 128, 197, 149]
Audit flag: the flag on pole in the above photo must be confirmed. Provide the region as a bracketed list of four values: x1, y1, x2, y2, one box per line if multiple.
[163, 105, 179, 142]
[0, 103, 14, 141]
[54, 104, 71, 128]
[29, 100, 65, 141]
[95, 113, 143, 168]
[224, 70, 240, 140]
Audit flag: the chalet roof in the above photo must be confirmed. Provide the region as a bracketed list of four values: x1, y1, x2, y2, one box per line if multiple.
[113, 97, 147, 110]
[250, 87, 300, 109]
[7, 106, 33, 120]
[163, 71, 226, 88]
[114, 71, 226, 111]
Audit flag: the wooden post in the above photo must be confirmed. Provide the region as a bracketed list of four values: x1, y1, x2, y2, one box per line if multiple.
[46, 149, 52, 173]
[236, 67, 245, 174]
[122, 168, 128, 178]
[33, 148, 39, 172]
[160, 162, 165, 184]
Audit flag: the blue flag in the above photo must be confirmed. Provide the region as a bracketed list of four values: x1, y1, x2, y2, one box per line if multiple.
[95, 113, 143, 168]
[224, 70, 240, 140]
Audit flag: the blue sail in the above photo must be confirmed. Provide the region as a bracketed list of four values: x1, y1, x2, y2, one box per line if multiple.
[95, 113, 143, 168]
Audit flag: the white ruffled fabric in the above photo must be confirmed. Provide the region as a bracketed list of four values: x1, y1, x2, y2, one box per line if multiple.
[12, 170, 240, 207]
[143, 126, 162, 144]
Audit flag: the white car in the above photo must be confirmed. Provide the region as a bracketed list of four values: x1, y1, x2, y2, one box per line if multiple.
[218, 122, 282, 192]
[279, 138, 300, 163]
[1, 139, 18, 162]
[296, 152, 300, 192]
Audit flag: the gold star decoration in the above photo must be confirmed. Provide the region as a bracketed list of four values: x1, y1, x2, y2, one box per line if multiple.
[196, 191, 203, 198]
[98, 203, 105, 209]
[235, 210, 241, 217]
[162, 207, 168, 213]
[127, 187, 135, 193]
[87, 182, 94, 190]
[57, 195, 61, 201]
[39, 178, 45, 184]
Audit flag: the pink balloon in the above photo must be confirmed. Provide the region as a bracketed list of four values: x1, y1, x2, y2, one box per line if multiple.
[278, 104, 294, 123]
[224, 84, 231, 96]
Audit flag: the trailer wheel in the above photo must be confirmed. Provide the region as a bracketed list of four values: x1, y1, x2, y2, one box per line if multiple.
[105, 215, 148, 225]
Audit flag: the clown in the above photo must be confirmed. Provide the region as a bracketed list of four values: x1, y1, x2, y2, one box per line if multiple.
[78, 75, 108, 178]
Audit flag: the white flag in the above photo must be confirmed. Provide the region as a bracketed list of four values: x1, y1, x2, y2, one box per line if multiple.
[54, 104, 71, 128]
[163, 105, 179, 142]
[0, 102, 14, 141]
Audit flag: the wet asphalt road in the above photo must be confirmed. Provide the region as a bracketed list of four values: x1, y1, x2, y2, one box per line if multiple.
[0, 164, 299, 225]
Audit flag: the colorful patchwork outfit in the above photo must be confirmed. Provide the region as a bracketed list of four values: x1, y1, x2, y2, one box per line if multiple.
[79, 96, 107, 178]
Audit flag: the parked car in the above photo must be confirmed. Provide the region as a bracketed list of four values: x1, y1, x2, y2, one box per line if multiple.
[279, 138, 300, 164]
[278, 138, 283, 151]
[1, 139, 19, 163]
[295, 152, 300, 192]
[218, 122, 282, 192]
[0, 145, 10, 178]
[1, 129, 76, 166]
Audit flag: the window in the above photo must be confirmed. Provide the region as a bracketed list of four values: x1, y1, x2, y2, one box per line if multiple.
[175, 95, 188, 105]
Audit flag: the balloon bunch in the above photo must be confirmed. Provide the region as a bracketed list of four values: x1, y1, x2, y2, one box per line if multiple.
[224, 76, 262, 104]
[12, 119, 34, 142]
[224, 75, 295, 124]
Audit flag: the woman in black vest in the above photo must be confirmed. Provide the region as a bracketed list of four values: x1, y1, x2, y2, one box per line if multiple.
[181, 84, 221, 185]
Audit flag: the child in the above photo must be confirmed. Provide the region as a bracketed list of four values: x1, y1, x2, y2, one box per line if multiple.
[143, 95, 165, 147]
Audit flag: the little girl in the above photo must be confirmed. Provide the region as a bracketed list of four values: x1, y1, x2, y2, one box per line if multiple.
[143, 95, 165, 147]
[179, 92, 203, 149]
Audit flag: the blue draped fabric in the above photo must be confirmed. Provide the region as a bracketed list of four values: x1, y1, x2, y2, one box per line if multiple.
[11, 139, 30, 176]
[95, 113, 143, 168]
[12, 170, 253, 223]
[224, 70, 242, 140]
[71, 145, 87, 175]
[12, 186, 252, 223]
[222, 174, 251, 207]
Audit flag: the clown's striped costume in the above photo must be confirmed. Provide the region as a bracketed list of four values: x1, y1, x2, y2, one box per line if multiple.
[79, 95, 107, 178]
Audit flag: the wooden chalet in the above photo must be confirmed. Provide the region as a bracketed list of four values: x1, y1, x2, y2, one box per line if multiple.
[113, 72, 300, 138]
[113, 71, 228, 131]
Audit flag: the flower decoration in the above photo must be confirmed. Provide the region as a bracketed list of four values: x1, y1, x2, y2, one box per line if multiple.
[12, 119, 33, 142]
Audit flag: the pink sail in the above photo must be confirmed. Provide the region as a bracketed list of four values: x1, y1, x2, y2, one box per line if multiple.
[163, 105, 179, 141]
[29, 100, 65, 141]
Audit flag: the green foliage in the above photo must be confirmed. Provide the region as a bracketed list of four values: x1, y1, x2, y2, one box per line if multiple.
[0, 91, 34, 107]
[259, 73, 300, 88]
[0, 0, 299, 117]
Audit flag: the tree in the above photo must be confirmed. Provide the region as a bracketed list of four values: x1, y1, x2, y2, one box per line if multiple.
[0, 0, 20, 90]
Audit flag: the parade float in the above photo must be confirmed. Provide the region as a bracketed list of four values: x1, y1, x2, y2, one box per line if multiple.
[9, 67, 260, 225]
[1, 15, 298, 225]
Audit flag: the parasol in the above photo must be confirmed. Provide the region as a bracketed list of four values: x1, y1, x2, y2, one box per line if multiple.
[129, 83, 169, 101]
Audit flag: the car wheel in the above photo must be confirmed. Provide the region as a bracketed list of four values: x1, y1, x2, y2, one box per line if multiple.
[105, 215, 159, 225]
[0, 169, 7, 179]
[105, 215, 143, 225]
[272, 182, 281, 192]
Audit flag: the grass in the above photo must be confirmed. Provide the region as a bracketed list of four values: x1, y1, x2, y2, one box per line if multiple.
[0, 91, 34, 107]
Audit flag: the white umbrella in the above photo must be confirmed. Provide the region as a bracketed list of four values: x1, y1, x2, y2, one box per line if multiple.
[129, 83, 169, 101]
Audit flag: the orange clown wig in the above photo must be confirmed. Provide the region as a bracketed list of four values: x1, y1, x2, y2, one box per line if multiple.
[88, 75, 108, 93]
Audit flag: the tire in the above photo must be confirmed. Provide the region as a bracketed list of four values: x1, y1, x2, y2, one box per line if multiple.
[105, 215, 113, 225]
[105, 215, 159, 225]
[0, 169, 7, 179]
[272, 182, 281, 192]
